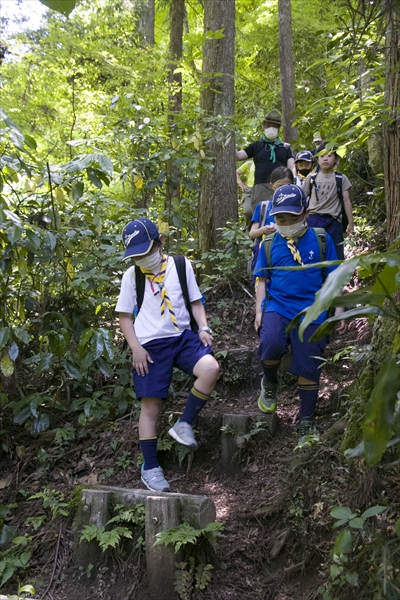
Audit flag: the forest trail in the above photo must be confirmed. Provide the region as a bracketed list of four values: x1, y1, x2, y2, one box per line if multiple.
[0, 287, 373, 600]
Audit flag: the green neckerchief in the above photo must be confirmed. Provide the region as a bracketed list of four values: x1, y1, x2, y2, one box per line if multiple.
[262, 135, 282, 163]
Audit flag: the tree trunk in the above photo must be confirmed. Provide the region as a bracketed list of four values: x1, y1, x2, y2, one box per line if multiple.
[199, 0, 236, 262]
[130, 0, 155, 46]
[166, 0, 184, 222]
[382, 0, 400, 246]
[278, 0, 298, 142]
[169, 0, 184, 115]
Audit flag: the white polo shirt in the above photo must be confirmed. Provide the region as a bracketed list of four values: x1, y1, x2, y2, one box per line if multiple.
[115, 255, 202, 345]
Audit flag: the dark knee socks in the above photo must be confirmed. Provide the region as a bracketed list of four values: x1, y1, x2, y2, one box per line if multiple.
[140, 437, 158, 470]
[180, 387, 210, 424]
[262, 362, 279, 389]
[298, 382, 319, 421]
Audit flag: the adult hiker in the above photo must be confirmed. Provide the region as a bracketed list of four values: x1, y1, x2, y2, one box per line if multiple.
[236, 109, 296, 215]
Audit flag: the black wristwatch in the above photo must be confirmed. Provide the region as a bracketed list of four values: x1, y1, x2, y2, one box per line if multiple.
[198, 326, 212, 335]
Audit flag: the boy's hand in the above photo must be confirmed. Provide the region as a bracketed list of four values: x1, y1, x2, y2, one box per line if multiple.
[254, 310, 263, 331]
[132, 344, 154, 376]
[260, 224, 276, 236]
[199, 330, 213, 347]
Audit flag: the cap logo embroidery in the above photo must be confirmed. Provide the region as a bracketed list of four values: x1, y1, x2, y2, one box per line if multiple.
[274, 192, 297, 205]
[124, 230, 141, 247]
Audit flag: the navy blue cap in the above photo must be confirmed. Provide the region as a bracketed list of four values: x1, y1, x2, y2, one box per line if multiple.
[269, 184, 308, 216]
[122, 218, 159, 260]
[295, 150, 313, 163]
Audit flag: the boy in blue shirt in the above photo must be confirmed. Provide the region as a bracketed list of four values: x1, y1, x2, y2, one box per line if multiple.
[253, 185, 345, 435]
[116, 218, 220, 492]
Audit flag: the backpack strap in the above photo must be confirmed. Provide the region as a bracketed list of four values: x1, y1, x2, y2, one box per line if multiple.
[312, 227, 327, 282]
[172, 255, 198, 333]
[335, 172, 343, 202]
[263, 231, 277, 270]
[135, 266, 145, 313]
[259, 200, 271, 227]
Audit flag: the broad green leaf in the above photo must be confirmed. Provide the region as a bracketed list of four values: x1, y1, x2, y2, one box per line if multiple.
[9, 128, 24, 149]
[14, 326, 31, 345]
[87, 169, 103, 189]
[96, 357, 114, 378]
[298, 257, 360, 340]
[330, 564, 343, 580]
[0, 355, 14, 377]
[47, 331, 69, 357]
[92, 331, 105, 360]
[349, 517, 364, 529]
[8, 342, 19, 361]
[371, 264, 399, 300]
[38, 0, 76, 16]
[7, 224, 22, 245]
[361, 506, 386, 519]
[330, 506, 354, 520]
[13, 405, 32, 425]
[30, 414, 50, 435]
[363, 355, 398, 467]
[345, 572, 359, 586]
[0, 328, 10, 349]
[310, 305, 387, 340]
[333, 528, 352, 555]
[71, 180, 84, 201]
[63, 360, 83, 381]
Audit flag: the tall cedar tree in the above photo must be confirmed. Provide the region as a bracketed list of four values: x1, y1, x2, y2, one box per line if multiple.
[278, 0, 297, 142]
[199, 0, 237, 261]
[383, 0, 400, 245]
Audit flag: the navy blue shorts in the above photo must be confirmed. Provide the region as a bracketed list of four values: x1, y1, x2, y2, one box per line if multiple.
[132, 329, 213, 399]
[258, 311, 327, 382]
[307, 214, 344, 260]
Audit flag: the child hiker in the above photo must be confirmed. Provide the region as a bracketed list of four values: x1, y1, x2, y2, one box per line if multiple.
[116, 218, 220, 492]
[302, 148, 354, 260]
[253, 185, 345, 437]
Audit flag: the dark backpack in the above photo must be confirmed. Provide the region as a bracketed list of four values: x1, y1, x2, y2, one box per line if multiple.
[263, 227, 327, 281]
[309, 172, 349, 231]
[134, 255, 198, 332]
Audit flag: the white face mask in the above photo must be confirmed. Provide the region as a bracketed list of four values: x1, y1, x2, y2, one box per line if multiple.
[276, 221, 307, 239]
[264, 127, 279, 140]
[134, 249, 162, 272]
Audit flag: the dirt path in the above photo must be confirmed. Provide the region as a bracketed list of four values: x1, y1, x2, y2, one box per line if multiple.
[0, 306, 370, 600]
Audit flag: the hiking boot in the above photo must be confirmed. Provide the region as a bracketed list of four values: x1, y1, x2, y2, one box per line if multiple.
[295, 418, 320, 449]
[168, 420, 198, 451]
[257, 380, 277, 413]
[141, 465, 170, 492]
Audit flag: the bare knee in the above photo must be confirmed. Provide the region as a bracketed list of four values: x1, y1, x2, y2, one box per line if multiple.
[194, 355, 220, 385]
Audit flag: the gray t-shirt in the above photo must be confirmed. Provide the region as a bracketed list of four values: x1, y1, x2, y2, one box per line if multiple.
[303, 171, 351, 220]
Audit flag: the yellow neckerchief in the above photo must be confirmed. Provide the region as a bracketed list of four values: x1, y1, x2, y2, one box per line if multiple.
[281, 227, 308, 266]
[140, 255, 179, 331]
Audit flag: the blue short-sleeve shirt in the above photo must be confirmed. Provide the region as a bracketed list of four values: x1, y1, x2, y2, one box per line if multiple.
[254, 227, 338, 324]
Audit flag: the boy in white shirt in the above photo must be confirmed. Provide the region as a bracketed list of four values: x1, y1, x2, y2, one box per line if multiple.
[116, 218, 219, 492]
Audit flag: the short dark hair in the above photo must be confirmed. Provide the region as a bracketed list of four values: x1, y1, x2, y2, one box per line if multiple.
[270, 166, 294, 185]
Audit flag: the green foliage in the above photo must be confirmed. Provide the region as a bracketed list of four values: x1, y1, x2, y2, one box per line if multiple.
[195, 222, 253, 287]
[28, 488, 69, 520]
[7, 583, 36, 600]
[288, 241, 400, 466]
[80, 503, 145, 552]
[80, 524, 133, 551]
[0, 536, 32, 588]
[154, 522, 224, 599]
[319, 504, 391, 600]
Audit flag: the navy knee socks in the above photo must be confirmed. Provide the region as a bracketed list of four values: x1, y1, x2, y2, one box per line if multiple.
[298, 382, 319, 421]
[180, 387, 209, 424]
